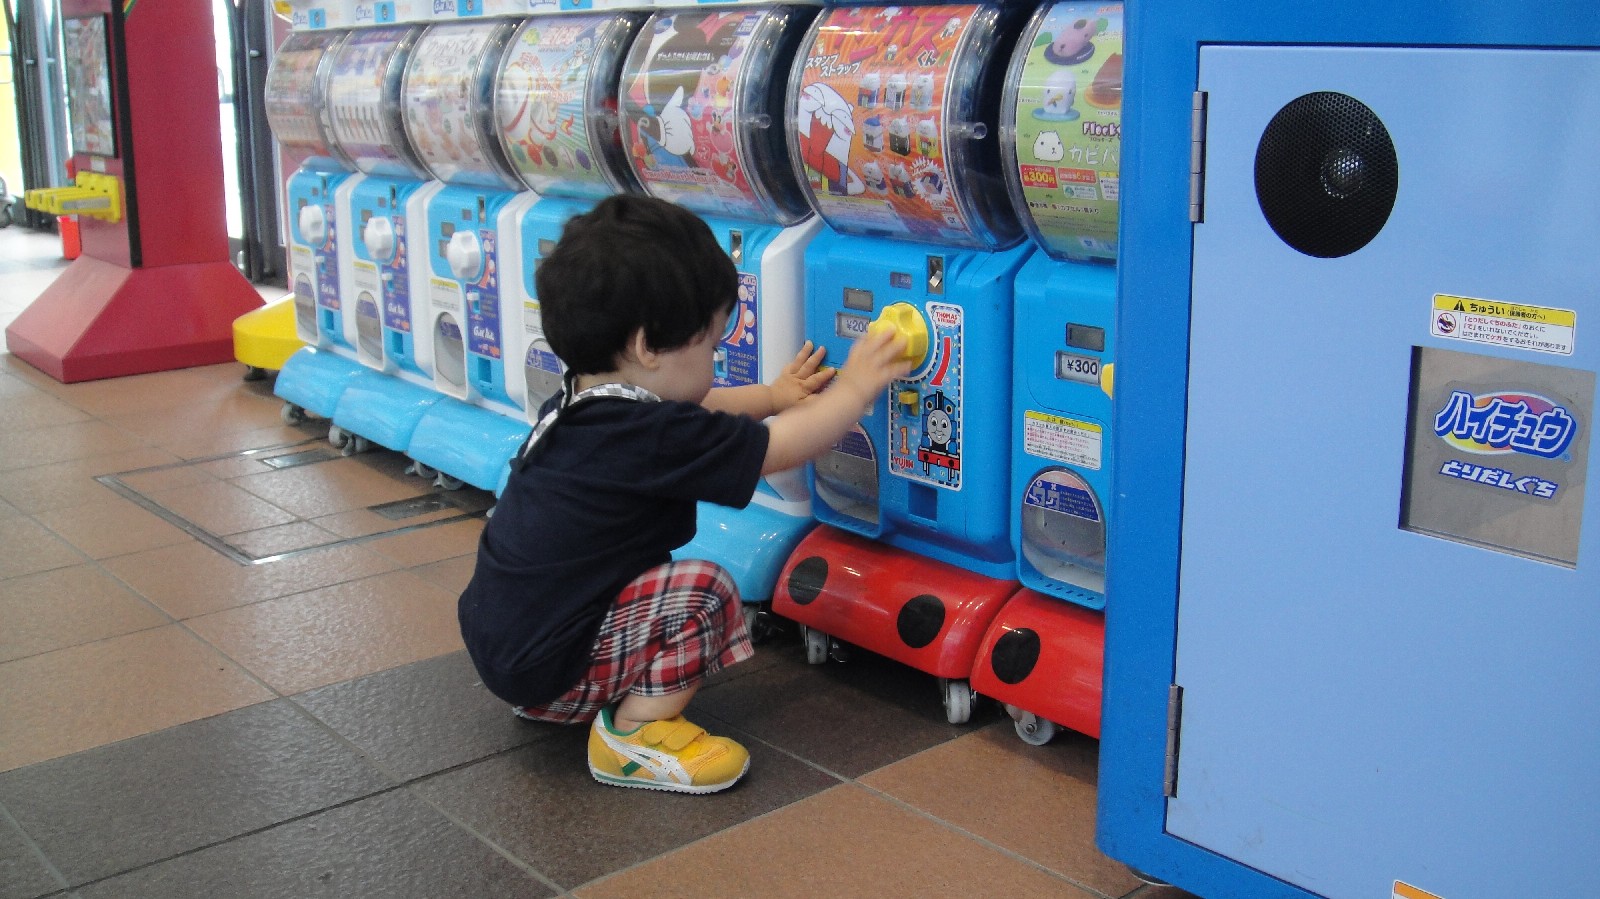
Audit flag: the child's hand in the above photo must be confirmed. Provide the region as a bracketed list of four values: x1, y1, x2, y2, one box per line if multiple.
[760, 329, 913, 475]
[835, 327, 913, 404]
[769, 341, 834, 412]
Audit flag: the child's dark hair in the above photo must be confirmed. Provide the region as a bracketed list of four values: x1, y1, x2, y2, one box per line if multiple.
[537, 195, 738, 375]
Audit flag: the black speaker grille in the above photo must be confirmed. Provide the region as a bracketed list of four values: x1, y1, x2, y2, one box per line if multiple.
[1254, 92, 1398, 258]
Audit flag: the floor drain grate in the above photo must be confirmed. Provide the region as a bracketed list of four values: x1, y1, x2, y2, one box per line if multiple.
[369, 495, 458, 520]
[93, 439, 490, 565]
[261, 448, 339, 469]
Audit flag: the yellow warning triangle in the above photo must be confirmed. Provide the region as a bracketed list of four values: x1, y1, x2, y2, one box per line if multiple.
[1453, 300, 1465, 312]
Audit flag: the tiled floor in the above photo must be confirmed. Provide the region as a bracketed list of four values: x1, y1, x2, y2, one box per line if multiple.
[0, 224, 1198, 898]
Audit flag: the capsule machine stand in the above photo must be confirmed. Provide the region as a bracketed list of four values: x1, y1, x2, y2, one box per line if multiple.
[316, 24, 454, 458]
[268, 27, 378, 427]
[398, 19, 539, 494]
[770, 2, 1034, 722]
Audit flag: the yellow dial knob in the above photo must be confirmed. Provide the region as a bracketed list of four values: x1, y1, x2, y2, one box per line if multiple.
[1100, 362, 1115, 398]
[867, 302, 930, 368]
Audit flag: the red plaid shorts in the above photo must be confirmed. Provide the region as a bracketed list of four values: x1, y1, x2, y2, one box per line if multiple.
[512, 559, 753, 724]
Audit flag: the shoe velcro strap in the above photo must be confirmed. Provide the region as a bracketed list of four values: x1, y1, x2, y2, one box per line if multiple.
[642, 718, 707, 752]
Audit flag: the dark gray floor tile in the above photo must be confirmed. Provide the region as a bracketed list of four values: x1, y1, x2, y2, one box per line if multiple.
[693, 639, 999, 778]
[0, 700, 393, 887]
[292, 651, 553, 781]
[702, 613, 804, 685]
[411, 719, 838, 889]
[0, 814, 63, 899]
[74, 789, 550, 899]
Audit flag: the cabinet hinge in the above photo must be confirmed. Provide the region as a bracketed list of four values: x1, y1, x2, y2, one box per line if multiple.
[1164, 684, 1184, 797]
[1189, 91, 1208, 223]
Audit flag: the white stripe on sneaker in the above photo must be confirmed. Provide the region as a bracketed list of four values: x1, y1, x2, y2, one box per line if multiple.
[596, 727, 694, 787]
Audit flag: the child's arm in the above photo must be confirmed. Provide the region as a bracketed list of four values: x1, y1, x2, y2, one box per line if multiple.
[702, 341, 833, 419]
[761, 328, 910, 475]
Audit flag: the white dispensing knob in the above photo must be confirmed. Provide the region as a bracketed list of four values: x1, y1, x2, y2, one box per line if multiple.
[446, 230, 483, 281]
[298, 204, 326, 246]
[363, 215, 395, 262]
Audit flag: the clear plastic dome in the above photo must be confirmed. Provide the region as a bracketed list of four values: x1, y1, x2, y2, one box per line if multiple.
[265, 30, 348, 161]
[786, 4, 1026, 249]
[323, 26, 429, 178]
[618, 6, 817, 226]
[401, 21, 522, 189]
[1000, 1, 1124, 263]
[494, 12, 646, 200]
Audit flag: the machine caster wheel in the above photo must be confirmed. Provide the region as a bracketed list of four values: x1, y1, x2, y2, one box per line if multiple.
[802, 626, 829, 665]
[340, 435, 371, 457]
[328, 425, 349, 449]
[281, 403, 307, 426]
[408, 460, 435, 479]
[743, 604, 783, 644]
[941, 678, 974, 725]
[435, 472, 464, 490]
[1013, 711, 1057, 746]
[243, 366, 268, 382]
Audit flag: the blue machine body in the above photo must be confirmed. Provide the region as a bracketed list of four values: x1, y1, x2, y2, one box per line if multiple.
[279, 167, 368, 420]
[787, 2, 1033, 582]
[406, 184, 534, 493]
[285, 167, 355, 353]
[348, 175, 435, 382]
[1099, 2, 1600, 897]
[327, 176, 451, 454]
[266, 28, 366, 422]
[397, 18, 534, 492]
[424, 184, 527, 414]
[1000, 0, 1124, 609]
[806, 230, 1032, 580]
[1010, 256, 1115, 607]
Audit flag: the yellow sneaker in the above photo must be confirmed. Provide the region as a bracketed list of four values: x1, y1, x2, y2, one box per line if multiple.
[588, 707, 750, 794]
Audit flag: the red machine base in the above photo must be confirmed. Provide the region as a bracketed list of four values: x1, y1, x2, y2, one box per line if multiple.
[773, 525, 1019, 681]
[5, 256, 263, 383]
[971, 588, 1105, 741]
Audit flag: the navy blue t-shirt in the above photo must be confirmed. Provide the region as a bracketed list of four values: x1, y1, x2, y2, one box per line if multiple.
[458, 394, 770, 706]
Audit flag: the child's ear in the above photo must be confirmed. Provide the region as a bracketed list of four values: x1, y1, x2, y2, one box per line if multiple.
[627, 328, 659, 370]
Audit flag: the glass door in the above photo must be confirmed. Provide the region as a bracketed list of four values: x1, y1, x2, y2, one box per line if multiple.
[218, 0, 282, 284]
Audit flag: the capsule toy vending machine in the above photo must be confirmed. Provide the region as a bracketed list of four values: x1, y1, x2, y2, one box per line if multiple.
[315, 26, 454, 457]
[614, 4, 824, 616]
[401, 21, 540, 492]
[494, 9, 647, 420]
[965, 0, 1121, 746]
[267, 28, 373, 426]
[1097, 2, 1600, 897]
[769, 3, 1032, 722]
